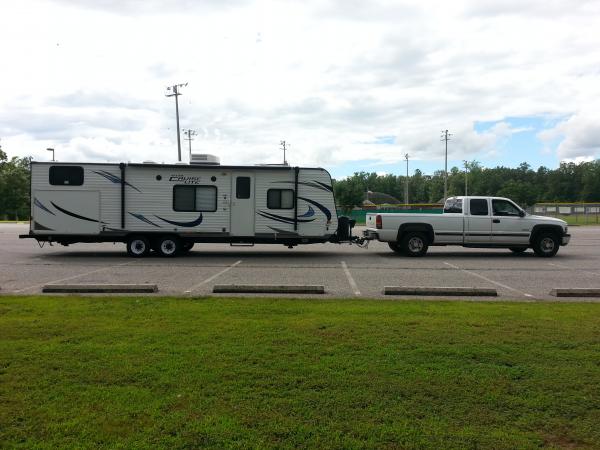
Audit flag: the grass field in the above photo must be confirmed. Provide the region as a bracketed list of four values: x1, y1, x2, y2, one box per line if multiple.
[1, 296, 599, 449]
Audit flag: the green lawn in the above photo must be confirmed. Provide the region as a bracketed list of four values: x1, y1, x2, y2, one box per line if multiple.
[1, 296, 599, 449]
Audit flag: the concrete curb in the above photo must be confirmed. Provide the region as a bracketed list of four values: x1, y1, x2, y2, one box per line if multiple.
[550, 288, 600, 297]
[213, 284, 325, 294]
[384, 286, 498, 296]
[42, 284, 158, 293]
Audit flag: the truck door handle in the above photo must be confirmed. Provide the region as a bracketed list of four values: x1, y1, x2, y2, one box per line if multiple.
[493, 219, 500, 223]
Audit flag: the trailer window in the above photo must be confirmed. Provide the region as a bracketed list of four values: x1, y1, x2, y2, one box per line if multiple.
[236, 177, 251, 199]
[267, 189, 294, 209]
[469, 199, 488, 216]
[173, 185, 217, 212]
[49, 166, 84, 186]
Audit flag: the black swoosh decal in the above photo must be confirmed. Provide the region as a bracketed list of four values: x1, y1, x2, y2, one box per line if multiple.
[257, 211, 316, 223]
[297, 197, 332, 221]
[270, 181, 332, 192]
[51, 202, 100, 223]
[155, 213, 203, 227]
[34, 221, 53, 231]
[34, 198, 56, 216]
[313, 180, 333, 192]
[129, 212, 160, 227]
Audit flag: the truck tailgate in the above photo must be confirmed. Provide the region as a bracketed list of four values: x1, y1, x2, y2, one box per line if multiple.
[366, 214, 377, 228]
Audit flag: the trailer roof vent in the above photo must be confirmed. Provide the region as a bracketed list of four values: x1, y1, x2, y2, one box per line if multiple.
[190, 153, 220, 165]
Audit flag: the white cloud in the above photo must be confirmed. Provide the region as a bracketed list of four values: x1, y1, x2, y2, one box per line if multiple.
[0, 0, 599, 172]
[538, 112, 600, 162]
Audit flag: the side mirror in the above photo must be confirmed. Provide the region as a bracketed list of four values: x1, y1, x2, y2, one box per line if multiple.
[519, 210, 525, 217]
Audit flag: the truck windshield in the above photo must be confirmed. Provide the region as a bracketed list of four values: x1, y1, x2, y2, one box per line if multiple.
[443, 198, 462, 213]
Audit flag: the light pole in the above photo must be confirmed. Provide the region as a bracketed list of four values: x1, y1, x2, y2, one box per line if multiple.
[46, 148, 55, 162]
[404, 153, 409, 205]
[182, 128, 197, 161]
[463, 160, 468, 196]
[166, 83, 188, 162]
[441, 129, 452, 201]
[280, 140, 289, 165]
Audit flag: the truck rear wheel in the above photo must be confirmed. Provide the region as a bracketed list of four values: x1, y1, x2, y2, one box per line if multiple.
[126, 236, 150, 258]
[401, 232, 428, 257]
[532, 233, 559, 257]
[388, 242, 403, 254]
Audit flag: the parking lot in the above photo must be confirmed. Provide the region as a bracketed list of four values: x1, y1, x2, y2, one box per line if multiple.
[1, 223, 599, 300]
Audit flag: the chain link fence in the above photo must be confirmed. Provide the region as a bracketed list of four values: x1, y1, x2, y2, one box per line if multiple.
[532, 203, 600, 225]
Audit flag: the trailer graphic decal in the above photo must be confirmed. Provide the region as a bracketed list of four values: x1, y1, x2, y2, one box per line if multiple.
[93, 170, 142, 192]
[34, 198, 56, 215]
[271, 180, 332, 193]
[33, 221, 54, 231]
[50, 201, 102, 223]
[155, 213, 204, 227]
[257, 211, 316, 224]
[128, 212, 160, 227]
[298, 205, 315, 218]
[297, 197, 332, 221]
[268, 226, 299, 235]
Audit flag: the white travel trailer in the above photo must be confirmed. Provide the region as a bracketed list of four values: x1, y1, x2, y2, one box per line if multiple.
[20, 156, 359, 256]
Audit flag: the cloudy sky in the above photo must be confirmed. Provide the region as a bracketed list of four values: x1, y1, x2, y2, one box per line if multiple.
[1, 0, 599, 178]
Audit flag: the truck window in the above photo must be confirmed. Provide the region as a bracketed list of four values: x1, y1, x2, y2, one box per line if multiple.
[443, 198, 462, 213]
[492, 199, 520, 216]
[49, 166, 84, 186]
[470, 199, 488, 216]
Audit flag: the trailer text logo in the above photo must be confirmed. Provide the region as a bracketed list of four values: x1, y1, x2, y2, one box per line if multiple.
[169, 174, 202, 184]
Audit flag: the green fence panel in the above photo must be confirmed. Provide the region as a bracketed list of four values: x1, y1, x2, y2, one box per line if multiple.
[337, 209, 443, 223]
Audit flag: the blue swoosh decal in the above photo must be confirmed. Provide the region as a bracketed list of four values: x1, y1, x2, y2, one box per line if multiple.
[297, 197, 332, 221]
[34, 198, 56, 216]
[129, 212, 160, 227]
[155, 213, 203, 227]
[298, 205, 315, 218]
[93, 170, 142, 192]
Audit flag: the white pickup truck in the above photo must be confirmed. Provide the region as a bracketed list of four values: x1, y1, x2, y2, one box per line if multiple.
[364, 196, 570, 257]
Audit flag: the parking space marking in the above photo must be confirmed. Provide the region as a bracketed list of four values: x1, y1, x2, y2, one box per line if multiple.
[341, 261, 361, 296]
[548, 262, 599, 277]
[13, 260, 139, 293]
[184, 260, 242, 294]
[444, 262, 534, 298]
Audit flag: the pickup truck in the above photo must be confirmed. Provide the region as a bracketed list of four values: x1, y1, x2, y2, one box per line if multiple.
[364, 196, 570, 257]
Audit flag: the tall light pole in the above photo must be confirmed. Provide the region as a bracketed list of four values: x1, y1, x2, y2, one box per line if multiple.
[441, 129, 452, 201]
[463, 160, 468, 196]
[182, 128, 197, 161]
[404, 153, 409, 205]
[280, 140, 289, 165]
[46, 148, 55, 162]
[166, 83, 188, 162]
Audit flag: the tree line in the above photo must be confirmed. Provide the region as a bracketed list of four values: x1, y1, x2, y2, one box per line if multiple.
[0, 147, 31, 220]
[333, 160, 600, 210]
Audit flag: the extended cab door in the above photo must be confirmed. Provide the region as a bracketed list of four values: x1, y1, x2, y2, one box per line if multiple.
[490, 199, 529, 245]
[465, 198, 491, 243]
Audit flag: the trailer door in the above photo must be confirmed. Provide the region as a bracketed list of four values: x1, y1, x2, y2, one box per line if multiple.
[230, 173, 255, 236]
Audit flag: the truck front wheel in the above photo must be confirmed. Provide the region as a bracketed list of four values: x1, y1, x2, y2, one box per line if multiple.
[401, 232, 429, 257]
[532, 233, 559, 257]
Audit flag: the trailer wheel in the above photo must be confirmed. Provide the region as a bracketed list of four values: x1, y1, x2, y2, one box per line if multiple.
[180, 241, 194, 253]
[400, 232, 428, 257]
[156, 235, 181, 257]
[126, 236, 150, 258]
[388, 242, 403, 254]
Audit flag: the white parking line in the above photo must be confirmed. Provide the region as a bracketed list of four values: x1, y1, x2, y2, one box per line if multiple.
[341, 261, 361, 296]
[184, 260, 242, 294]
[444, 262, 534, 298]
[548, 262, 599, 277]
[14, 260, 138, 293]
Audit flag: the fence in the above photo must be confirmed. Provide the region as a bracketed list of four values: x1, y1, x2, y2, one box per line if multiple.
[532, 203, 600, 225]
[337, 204, 443, 224]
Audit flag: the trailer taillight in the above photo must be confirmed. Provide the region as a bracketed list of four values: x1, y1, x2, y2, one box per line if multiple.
[375, 214, 382, 229]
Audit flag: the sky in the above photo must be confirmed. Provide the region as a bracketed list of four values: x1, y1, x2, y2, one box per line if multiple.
[1, 0, 599, 179]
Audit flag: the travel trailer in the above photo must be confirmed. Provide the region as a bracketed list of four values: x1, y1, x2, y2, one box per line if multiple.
[20, 155, 359, 256]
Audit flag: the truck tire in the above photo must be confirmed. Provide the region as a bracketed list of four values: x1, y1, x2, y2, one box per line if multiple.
[509, 247, 527, 254]
[388, 242, 403, 254]
[532, 233, 559, 257]
[400, 232, 428, 257]
[126, 236, 150, 258]
[155, 235, 181, 257]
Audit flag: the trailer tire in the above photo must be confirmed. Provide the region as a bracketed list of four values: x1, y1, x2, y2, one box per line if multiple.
[181, 241, 194, 253]
[388, 242, 403, 254]
[532, 232, 559, 257]
[400, 232, 428, 257]
[155, 235, 181, 257]
[126, 236, 150, 258]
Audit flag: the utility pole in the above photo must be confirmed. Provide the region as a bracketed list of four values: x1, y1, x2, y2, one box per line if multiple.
[404, 153, 409, 205]
[280, 140, 289, 165]
[182, 128, 197, 161]
[463, 160, 468, 196]
[166, 82, 188, 162]
[47, 148, 55, 162]
[440, 129, 452, 201]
